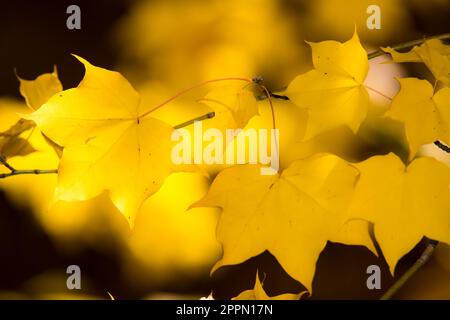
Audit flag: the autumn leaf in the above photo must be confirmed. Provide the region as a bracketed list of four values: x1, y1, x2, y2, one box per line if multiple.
[285, 30, 369, 140]
[200, 84, 258, 129]
[232, 272, 306, 300]
[385, 78, 450, 160]
[25, 55, 176, 227]
[194, 153, 375, 292]
[0, 65, 62, 160]
[382, 39, 450, 86]
[0, 119, 36, 159]
[349, 153, 450, 273]
[17, 67, 64, 157]
[0, 118, 35, 137]
[0, 138, 35, 160]
[18, 66, 63, 110]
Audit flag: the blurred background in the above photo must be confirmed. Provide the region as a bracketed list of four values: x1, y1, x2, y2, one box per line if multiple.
[0, 0, 449, 299]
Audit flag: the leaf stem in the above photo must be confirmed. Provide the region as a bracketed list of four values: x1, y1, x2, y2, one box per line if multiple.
[367, 33, 450, 60]
[259, 84, 279, 157]
[174, 112, 216, 129]
[365, 86, 393, 100]
[0, 169, 58, 179]
[138, 77, 252, 119]
[380, 240, 438, 300]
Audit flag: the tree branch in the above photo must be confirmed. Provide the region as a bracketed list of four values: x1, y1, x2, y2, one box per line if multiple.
[0, 155, 15, 171]
[0, 169, 58, 179]
[368, 33, 450, 60]
[380, 239, 438, 300]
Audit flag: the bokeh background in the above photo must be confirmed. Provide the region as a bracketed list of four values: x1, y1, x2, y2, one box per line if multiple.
[0, 0, 449, 299]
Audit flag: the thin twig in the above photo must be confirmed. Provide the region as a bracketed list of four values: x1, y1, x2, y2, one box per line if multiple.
[270, 93, 289, 100]
[0, 155, 16, 171]
[380, 240, 438, 300]
[0, 169, 58, 179]
[434, 140, 450, 153]
[368, 33, 450, 60]
[174, 112, 216, 129]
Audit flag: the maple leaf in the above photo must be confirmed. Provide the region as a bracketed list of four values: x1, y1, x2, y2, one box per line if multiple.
[285, 30, 369, 140]
[382, 39, 450, 86]
[349, 153, 450, 273]
[17, 68, 65, 157]
[194, 153, 375, 292]
[0, 118, 36, 159]
[0, 118, 35, 138]
[25, 56, 176, 227]
[18, 66, 63, 110]
[0, 68, 63, 160]
[0, 136, 35, 160]
[232, 272, 306, 300]
[385, 78, 450, 160]
[200, 84, 258, 129]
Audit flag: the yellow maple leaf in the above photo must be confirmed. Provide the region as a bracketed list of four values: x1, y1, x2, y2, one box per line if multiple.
[194, 153, 375, 292]
[232, 272, 306, 300]
[385, 78, 450, 160]
[0, 68, 63, 160]
[25, 56, 176, 227]
[0, 98, 220, 277]
[0, 137, 35, 160]
[18, 67, 63, 110]
[382, 39, 450, 86]
[200, 84, 258, 130]
[285, 30, 369, 140]
[349, 153, 450, 274]
[17, 68, 65, 157]
[0, 119, 36, 159]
